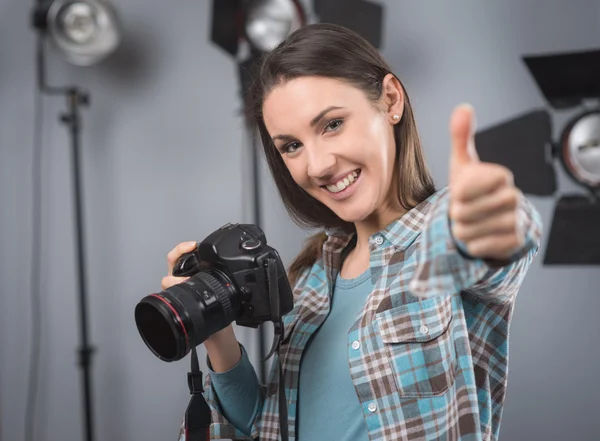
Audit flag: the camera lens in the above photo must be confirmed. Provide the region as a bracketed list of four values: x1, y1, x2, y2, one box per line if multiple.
[134, 269, 240, 362]
[134, 296, 187, 361]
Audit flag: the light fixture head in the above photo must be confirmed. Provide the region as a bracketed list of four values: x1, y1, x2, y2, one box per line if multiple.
[34, 0, 121, 66]
[244, 0, 304, 53]
[560, 110, 600, 190]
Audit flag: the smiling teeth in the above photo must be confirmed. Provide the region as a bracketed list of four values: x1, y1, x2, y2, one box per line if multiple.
[326, 171, 359, 193]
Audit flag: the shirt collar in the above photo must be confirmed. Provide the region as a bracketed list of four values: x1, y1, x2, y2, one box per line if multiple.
[324, 188, 443, 252]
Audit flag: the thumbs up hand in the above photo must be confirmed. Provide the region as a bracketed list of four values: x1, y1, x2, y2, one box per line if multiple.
[448, 104, 524, 261]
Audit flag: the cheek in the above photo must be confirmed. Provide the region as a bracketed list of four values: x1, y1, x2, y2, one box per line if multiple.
[387, 137, 396, 171]
[378, 121, 396, 166]
[367, 120, 395, 173]
[283, 159, 308, 188]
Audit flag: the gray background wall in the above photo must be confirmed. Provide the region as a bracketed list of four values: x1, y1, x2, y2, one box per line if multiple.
[1, 1, 599, 440]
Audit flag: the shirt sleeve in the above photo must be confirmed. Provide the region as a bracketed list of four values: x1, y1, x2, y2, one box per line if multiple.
[177, 345, 265, 441]
[209, 345, 263, 436]
[409, 187, 543, 304]
[177, 265, 313, 441]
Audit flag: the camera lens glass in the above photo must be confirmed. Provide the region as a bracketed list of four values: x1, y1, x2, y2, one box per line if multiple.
[134, 269, 239, 362]
[134, 297, 184, 361]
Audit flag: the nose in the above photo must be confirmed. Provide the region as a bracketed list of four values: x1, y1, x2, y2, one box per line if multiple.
[306, 145, 336, 180]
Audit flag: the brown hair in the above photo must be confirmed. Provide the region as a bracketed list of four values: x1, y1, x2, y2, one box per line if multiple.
[246, 23, 436, 286]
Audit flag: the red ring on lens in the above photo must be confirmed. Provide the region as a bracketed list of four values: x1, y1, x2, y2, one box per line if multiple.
[150, 294, 189, 353]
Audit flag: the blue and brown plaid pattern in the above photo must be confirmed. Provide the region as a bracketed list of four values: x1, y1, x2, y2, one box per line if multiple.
[180, 187, 542, 441]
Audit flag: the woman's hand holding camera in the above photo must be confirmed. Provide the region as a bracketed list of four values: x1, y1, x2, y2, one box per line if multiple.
[161, 241, 196, 290]
[164, 241, 242, 372]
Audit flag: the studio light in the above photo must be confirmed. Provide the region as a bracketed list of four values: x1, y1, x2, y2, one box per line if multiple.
[475, 48, 600, 265]
[210, 0, 307, 385]
[209, 0, 385, 383]
[28, 2, 121, 441]
[33, 0, 121, 66]
[313, 0, 384, 49]
[560, 111, 600, 188]
[245, 0, 304, 53]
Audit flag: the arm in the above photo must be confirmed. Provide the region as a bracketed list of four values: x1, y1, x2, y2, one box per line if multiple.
[178, 260, 314, 440]
[409, 187, 543, 304]
[208, 345, 264, 436]
[176, 326, 265, 441]
[175, 346, 264, 441]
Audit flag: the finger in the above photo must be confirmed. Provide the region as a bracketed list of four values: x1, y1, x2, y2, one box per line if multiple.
[161, 275, 190, 291]
[167, 241, 198, 274]
[450, 104, 479, 178]
[465, 231, 524, 260]
[450, 186, 519, 223]
[453, 164, 513, 202]
[452, 211, 517, 243]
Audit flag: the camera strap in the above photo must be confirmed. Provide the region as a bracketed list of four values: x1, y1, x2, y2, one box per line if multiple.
[276, 328, 289, 441]
[264, 258, 289, 441]
[184, 335, 288, 441]
[184, 346, 211, 441]
[183, 258, 289, 441]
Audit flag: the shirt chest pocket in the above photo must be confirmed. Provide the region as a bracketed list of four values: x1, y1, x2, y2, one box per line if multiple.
[375, 294, 456, 398]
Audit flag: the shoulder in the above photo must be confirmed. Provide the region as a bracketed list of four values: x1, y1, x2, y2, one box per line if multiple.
[281, 257, 326, 331]
[421, 187, 450, 213]
[291, 256, 325, 300]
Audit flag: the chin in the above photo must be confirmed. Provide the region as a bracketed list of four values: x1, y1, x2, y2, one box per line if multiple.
[330, 206, 374, 224]
[310, 185, 377, 224]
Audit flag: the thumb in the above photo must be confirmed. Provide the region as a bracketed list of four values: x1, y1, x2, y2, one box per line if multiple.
[450, 103, 479, 177]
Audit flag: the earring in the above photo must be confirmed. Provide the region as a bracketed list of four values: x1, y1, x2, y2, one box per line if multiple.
[392, 114, 400, 121]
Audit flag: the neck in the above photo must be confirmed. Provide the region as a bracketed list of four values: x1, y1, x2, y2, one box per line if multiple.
[352, 202, 406, 256]
[339, 203, 406, 279]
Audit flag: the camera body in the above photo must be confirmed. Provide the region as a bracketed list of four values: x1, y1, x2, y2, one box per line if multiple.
[173, 222, 294, 328]
[134, 222, 294, 362]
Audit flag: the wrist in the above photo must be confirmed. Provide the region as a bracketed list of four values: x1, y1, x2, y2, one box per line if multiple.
[204, 325, 241, 372]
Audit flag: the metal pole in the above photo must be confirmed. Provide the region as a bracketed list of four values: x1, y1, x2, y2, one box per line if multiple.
[61, 89, 95, 441]
[250, 129, 267, 384]
[35, 30, 96, 441]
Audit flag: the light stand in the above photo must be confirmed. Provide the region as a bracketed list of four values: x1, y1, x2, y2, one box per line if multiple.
[34, 32, 96, 441]
[211, 0, 307, 384]
[30, 1, 120, 439]
[474, 48, 600, 264]
[62, 88, 96, 441]
[210, 0, 384, 383]
[238, 51, 271, 382]
[251, 128, 267, 382]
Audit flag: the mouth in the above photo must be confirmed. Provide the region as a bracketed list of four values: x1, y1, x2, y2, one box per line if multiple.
[321, 169, 361, 195]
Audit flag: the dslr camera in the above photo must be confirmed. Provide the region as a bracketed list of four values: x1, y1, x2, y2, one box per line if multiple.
[134, 223, 294, 362]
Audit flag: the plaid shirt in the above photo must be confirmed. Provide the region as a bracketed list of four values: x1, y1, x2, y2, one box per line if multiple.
[180, 187, 542, 441]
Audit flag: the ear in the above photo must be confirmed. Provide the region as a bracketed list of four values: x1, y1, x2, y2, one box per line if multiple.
[381, 73, 404, 124]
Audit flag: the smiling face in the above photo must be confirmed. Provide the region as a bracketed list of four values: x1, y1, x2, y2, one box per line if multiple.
[262, 75, 405, 226]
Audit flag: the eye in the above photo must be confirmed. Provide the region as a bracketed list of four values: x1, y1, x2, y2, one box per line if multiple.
[281, 141, 302, 155]
[324, 118, 344, 132]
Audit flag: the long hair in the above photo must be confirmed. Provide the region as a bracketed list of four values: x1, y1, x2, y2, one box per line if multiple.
[246, 23, 436, 285]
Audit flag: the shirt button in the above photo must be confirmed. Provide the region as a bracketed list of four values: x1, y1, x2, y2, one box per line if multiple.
[374, 236, 384, 245]
[368, 402, 378, 412]
[351, 340, 360, 350]
[419, 325, 429, 335]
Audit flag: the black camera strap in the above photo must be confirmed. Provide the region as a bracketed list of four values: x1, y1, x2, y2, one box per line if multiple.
[183, 258, 289, 441]
[276, 327, 289, 441]
[184, 336, 287, 441]
[264, 258, 289, 441]
[184, 347, 211, 441]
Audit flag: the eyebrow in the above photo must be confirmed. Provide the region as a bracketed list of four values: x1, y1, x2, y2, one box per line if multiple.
[271, 105, 345, 143]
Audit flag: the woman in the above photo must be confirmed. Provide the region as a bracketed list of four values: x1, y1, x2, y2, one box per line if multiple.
[168, 23, 542, 441]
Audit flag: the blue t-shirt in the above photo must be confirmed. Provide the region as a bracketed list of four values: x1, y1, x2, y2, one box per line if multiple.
[210, 269, 373, 440]
[296, 268, 372, 440]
